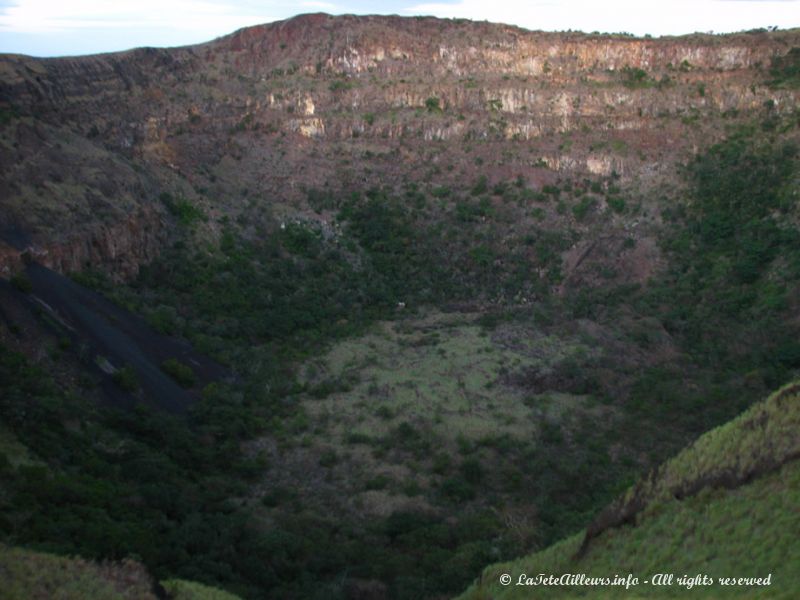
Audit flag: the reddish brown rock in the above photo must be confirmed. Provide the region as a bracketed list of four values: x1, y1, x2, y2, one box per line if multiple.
[0, 15, 798, 280]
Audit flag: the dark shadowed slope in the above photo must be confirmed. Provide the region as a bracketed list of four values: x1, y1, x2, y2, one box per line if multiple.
[1, 263, 227, 413]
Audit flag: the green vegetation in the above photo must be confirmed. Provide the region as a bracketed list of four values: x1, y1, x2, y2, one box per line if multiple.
[462, 462, 800, 599]
[458, 383, 800, 599]
[621, 66, 653, 89]
[14, 180, 575, 597]
[112, 364, 139, 392]
[431, 185, 451, 198]
[2, 106, 798, 600]
[615, 381, 800, 512]
[550, 120, 800, 479]
[471, 174, 489, 195]
[0, 104, 20, 126]
[607, 196, 626, 213]
[610, 138, 628, 154]
[161, 358, 197, 388]
[768, 46, 800, 89]
[0, 544, 156, 600]
[572, 196, 597, 221]
[328, 79, 353, 92]
[425, 96, 441, 112]
[454, 117, 797, 598]
[162, 579, 244, 600]
[0, 345, 274, 597]
[160, 192, 207, 226]
[297, 310, 635, 554]
[0, 544, 243, 600]
[648, 126, 800, 388]
[9, 273, 32, 293]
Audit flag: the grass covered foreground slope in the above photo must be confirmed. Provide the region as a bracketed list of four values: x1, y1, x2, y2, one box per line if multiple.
[0, 544, 242, 600]
[458, 382, 800, 599]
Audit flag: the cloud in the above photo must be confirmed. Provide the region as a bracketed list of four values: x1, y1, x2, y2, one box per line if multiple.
[403, 0, 800, 35]
[0, 0, 277, 34]
[300, 1, 338, 9]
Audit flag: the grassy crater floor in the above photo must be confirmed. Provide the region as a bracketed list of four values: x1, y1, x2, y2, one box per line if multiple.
[245, 309, 614, 519]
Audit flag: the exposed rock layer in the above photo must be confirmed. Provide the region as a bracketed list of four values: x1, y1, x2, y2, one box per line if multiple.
[1, 14, 798, 278]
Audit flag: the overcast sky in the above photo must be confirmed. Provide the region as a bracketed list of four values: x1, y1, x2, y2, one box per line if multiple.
[1, 0, 798, 57]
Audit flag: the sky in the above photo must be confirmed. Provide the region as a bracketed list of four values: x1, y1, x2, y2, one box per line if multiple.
[0, 0, 798, 57]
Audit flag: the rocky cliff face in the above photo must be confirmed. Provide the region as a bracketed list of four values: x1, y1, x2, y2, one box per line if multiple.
[1, 14, 798, 279]
[4, 207, 165, 279]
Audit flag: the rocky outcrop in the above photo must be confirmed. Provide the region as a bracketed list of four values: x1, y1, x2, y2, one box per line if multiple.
[219, 14, 791, 76]
[3, 15, 797, 145]
[0, 206, 164, 280]
[0, 15, 798, 279]
[23, 206, 164, 279]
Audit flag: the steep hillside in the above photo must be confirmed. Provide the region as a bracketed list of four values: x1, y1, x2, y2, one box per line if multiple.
[2, 264, 229, 410]
[458, 382, 800, 599]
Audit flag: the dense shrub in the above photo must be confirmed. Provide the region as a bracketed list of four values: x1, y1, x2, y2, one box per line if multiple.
[769, 47, 800, 88]
[112, 365, 139, 392]
[161, 358, 196, 388]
